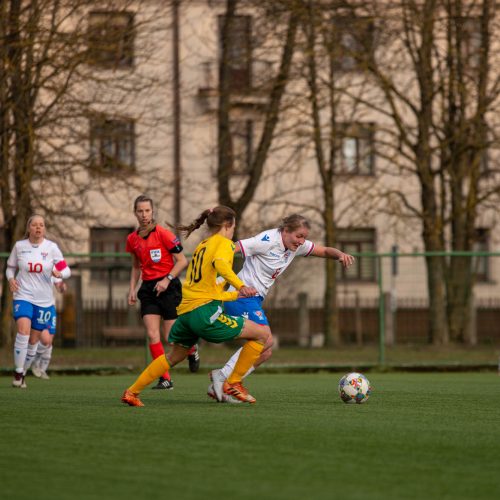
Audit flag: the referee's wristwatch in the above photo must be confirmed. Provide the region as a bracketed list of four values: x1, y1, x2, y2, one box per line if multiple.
[166, 273, 175, 281]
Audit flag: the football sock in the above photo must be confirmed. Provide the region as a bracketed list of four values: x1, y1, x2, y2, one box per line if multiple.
[38, 344, 53, 372]
[128, 355, 170, 394]
[149, 341, 171, 381]
[221, 347, 256, 380]
[187, 345, 196, 356]
[220, 347, 242, 379]
[24, 342, 39, 371]
[227, 341, 264, 384]
[14, 333, 29, 373]
[35, 342, 47, 367]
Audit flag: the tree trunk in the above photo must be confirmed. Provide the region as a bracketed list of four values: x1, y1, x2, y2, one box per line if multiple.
[420, 174, 448, 344]
[217, 1, 298, 226]
[426, 255, 448, 345]
[323, 191, 340, 346]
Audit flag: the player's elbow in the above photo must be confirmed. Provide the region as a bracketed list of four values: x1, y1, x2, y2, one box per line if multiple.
[178, 253, 189, 269]
[61, 267, 71, 279]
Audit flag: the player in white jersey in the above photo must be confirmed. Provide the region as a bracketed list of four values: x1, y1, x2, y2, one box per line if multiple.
[30, 277, 67, 380]
[208, 214, 355, 402]
[6, 215, 71, 388]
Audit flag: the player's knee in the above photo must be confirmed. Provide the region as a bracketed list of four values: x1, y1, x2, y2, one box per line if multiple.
[255, 327, 271, 344]
[260, 347, 273, 363]
[147, 332, 161, 343]
[263, 332, 274, 350]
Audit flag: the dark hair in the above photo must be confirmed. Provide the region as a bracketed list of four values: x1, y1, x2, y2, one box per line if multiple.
[278, 214, 310, 233]
[176, 206, 236, 239]
[133, 195, 156, 237]
[133, 194, 154, 211]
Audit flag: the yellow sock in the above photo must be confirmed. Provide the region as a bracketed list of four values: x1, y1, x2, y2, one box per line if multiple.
[227, 341, 264, 384]
[128, 355, 170, 394]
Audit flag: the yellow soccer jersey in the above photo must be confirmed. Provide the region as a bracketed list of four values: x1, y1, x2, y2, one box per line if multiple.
[177, 233, 245, 315]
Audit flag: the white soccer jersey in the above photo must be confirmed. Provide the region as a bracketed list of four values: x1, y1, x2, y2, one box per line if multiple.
[6, 238, 70, 307]
[237, 228, 315, 298]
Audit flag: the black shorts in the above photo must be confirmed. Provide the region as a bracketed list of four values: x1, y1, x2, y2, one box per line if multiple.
[137, 277, 182, 320]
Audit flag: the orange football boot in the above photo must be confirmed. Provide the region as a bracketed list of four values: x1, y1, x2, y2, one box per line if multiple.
[222, 381, 256, 404]
[121, 389, 144, 407]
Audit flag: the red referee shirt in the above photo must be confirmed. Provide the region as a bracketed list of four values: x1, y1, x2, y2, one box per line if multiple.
[126, 225, 183, 281]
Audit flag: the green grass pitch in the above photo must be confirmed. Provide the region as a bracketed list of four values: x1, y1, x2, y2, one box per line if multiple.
[1, 372, 499, 500]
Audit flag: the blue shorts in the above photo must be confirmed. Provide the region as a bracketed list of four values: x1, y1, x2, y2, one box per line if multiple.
[13, 300, 57, 335]
[223, 296, 269, 326]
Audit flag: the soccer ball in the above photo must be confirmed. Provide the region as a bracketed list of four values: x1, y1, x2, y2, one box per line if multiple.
[338, 372, 371, 404]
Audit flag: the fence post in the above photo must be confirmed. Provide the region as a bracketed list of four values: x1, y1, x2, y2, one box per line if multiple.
[469, 292, 477, 346]
[384, 292, 395, 346]
[378, 256, 386, 366]
[297, 292, 310, 347]
[74, 275, 84, 347]
[355, 293, 363, 346]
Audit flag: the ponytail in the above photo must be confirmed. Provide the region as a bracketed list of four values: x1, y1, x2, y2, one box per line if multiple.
[174, 206, 236, 239]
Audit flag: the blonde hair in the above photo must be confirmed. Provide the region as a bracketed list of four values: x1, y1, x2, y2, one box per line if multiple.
[24, 214, 45, 238]
[278, 214, 310, 233]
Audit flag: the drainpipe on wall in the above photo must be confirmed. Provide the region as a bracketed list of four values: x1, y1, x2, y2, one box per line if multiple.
[172, 0, 181, 226]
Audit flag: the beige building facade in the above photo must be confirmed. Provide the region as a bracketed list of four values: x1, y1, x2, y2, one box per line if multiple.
[48, 1, 499, 313]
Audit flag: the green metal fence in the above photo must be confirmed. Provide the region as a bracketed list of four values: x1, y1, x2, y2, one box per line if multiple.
[2, 251, 500, 367]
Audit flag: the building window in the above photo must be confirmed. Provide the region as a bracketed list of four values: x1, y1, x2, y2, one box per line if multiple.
[332, 16, 375, 72]
[335, 123, 375, 175]
[218, 15, 252, 92]
[336, 228, 376, 281]
[90, 227, 133, 282]
[89, 117, 135, 172]
[460, 17, 482, 71]
[87, 11, 134, 68]
[473, 228, 489, 282]
[230, 120, 253, 175]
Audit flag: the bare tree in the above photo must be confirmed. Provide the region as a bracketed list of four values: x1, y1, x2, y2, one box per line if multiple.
[217, 0, 299, 228]
[298, 2, 343, 346]
[0, 0, 171, 346]
[351, 0, 499, 344]
[440, 0, 498, 343]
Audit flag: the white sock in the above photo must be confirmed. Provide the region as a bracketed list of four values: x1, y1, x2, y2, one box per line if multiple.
[220, 347, 242, 379]
[220, 347, 256, 380]
[14, 333, 29, 374]
[38, 344, 53, 372]
[24, 342, 39, 371]
[243, 366, 255, 379]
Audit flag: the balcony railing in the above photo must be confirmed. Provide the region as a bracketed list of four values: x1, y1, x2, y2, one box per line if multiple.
[197, 59, 273, 112]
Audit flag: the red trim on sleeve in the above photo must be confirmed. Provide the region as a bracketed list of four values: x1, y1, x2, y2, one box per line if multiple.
[238, 240, 246, 257]
[305, 243, 315, 257]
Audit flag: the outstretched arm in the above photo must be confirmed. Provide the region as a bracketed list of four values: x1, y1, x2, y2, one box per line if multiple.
[310, 245, 355, 268]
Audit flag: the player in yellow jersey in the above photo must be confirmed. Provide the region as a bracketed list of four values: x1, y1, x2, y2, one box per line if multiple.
[121, 206, 270, 406]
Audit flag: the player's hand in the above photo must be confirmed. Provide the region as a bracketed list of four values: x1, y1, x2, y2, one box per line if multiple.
[238, 286, 257, 298]
[128, 289, 137, 305]
[8, 278, 19, 293]
[55, 281, 67, 293]
[338, 252, 355, 268]
[154, 278, 169, 296]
